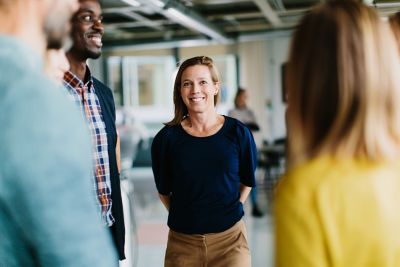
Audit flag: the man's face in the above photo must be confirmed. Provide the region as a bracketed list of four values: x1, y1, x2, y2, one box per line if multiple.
[69, 0, 104, 60]
[44, 0, 79, 49]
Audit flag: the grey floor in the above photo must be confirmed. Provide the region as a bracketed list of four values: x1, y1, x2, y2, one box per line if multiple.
[120, 167, 274, 267]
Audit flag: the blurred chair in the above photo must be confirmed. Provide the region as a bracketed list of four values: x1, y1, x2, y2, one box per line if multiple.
[259, 138, 286, 210]
[117, 109, 149, 267]
[132, 138, 153, 168]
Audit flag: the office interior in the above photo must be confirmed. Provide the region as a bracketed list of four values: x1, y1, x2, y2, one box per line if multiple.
[88, 1, 400, 266]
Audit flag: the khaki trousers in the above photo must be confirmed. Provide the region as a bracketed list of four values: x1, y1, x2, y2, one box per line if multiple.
[164, 220, 251, 267]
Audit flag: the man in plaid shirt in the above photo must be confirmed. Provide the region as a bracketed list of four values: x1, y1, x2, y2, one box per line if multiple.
[63, 0, 125, 261]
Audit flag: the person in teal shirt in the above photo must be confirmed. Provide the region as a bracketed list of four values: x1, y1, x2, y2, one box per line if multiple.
[0, 0, 118, 266]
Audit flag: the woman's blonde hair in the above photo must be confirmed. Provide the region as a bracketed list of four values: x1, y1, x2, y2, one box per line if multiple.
[389, 12, 400, 51]
[166, 56, 221, 126]
[286, 0, 400, 166]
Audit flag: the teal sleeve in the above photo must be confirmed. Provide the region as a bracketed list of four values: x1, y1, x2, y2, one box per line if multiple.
[0, 80, 118, 266]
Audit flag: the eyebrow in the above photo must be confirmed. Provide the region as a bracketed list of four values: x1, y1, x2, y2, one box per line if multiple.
[77, 8, 102, 15]
[183, 76, 209, 80]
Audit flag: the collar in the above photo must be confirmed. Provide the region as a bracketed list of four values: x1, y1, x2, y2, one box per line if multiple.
[63, 66, 94, 92]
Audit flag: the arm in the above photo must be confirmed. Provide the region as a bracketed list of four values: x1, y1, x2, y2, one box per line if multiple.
[5, 85, 118, 266]
[239, 184, 252, 203]
[116, 135, 121, 174]
[237, 123, 258, 193]
[151, 129, 172, 207]
[158, 193, 171, 211]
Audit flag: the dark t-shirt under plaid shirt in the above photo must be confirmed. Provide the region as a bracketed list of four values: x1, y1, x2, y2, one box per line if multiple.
[63, 69, 114, 226]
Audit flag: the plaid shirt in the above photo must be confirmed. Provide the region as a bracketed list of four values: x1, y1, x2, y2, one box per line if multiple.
[63, 70, 114, 226]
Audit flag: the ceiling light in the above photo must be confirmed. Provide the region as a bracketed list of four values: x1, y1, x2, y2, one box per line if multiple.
[121, 0, 141, 7]
[151, 0, 165, 8]
[135, 0, 165, 8]
[165, 7, 229, 42]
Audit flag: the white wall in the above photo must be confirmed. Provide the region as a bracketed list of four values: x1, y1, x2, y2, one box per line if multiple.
[238, 37, 290, 144]
[269, 37, 290, 141]
[238, 41, 268, 145]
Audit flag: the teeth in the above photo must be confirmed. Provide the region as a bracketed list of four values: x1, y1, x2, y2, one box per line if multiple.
[90, 36, 102, 46]
[190, 97, 204, 102]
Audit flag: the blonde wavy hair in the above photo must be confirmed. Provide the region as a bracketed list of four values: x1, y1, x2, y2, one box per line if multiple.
[389, 12, 400, 51]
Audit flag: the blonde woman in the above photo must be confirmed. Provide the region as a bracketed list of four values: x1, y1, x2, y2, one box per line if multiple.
[389, 11, 400, 49]
[275, 1, 400, 266]
[152, 56, 256, 267]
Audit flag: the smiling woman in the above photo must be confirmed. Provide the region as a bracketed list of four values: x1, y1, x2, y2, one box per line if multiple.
[179, 64, 220, 130]
[151, 56, 258, 267]
[167, 56, 220, 127]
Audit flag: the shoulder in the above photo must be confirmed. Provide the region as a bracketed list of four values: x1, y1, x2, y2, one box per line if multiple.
[92, 77, 116, 114]
[151, 125, 181, 154]
[224, 116, 252, 137]
[5, 74, 90, 138]
[92, 76, 108, 88]
[1, 73, 92, 177]
[277, 157, 373, 205]
[7, 74, 79, 121]
[275, 158, 332, 216]
[247, 108, 256, 115]
[0, 49, 81, 131]
[279, 157, 335, 193]
[92, 77, 113, 97]
[227, 108, 241, 118]
[153, 125, 178, 142]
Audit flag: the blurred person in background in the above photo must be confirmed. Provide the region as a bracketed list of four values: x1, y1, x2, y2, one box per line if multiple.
[152, 56, 257, 267]
[0, 0, 118, 266]
[228, 88, 260, 132]
[275, 1, 400, 266]
[63, 0, 125, 261]
[44, 48, 70, 83]
[228, 87, 263, 217]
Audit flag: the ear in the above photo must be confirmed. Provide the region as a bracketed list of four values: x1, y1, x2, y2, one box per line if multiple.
[214, 81, 220, 95]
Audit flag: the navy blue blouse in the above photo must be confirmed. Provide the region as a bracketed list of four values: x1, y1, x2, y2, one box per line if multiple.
[151, 116, 257, 234]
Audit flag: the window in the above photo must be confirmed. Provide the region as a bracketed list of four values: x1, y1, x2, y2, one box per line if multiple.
[106, 56, 123, 106]
[213, 55, 237, 105]
[121, 56, 175, 108]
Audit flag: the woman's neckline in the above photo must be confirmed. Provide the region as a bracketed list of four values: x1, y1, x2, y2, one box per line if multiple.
[179, 115, 226, 138]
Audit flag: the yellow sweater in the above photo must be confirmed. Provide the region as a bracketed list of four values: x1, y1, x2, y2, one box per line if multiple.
[275, 157, 400, 267]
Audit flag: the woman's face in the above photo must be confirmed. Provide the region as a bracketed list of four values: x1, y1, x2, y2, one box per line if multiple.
[180, 65, 219, 115]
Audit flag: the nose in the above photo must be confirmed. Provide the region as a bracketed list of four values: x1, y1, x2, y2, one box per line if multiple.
[191, 83, 200, 93]
[92, 19, 104, 34]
